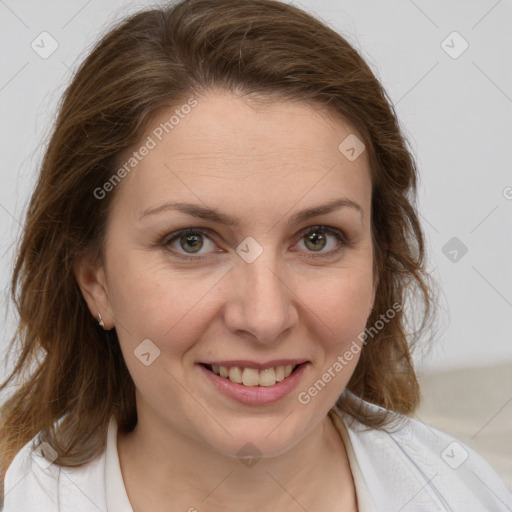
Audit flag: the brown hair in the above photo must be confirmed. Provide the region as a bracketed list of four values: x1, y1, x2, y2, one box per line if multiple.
[0, 0, 435, 498]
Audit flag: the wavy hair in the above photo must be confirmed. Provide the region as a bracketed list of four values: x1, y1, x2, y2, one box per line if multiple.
[0, 0, 435, 499]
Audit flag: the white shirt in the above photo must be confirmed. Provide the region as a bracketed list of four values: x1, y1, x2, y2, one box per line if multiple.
[104, 415, 132, 512]
[3, 390, 512, 511]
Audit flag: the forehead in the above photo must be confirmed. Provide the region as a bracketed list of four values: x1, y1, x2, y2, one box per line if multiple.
[110, 91, 372, 223]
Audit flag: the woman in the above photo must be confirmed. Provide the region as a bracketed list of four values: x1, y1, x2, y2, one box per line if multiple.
[1, 0, 510, 510]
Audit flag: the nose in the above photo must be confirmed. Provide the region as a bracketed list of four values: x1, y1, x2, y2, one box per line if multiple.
[222, 247, 299, 344]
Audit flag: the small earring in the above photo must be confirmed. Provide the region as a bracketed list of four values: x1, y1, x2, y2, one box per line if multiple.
[98, 313, 105, 328]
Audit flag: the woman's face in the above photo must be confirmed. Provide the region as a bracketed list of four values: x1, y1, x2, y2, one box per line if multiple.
[81, 90, 376, 458]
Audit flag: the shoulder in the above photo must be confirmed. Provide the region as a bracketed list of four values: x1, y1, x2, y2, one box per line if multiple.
[2, 430, 106, 512]
[332, 390, 512, 511]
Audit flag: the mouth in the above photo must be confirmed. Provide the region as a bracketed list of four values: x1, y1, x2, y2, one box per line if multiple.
[197, 360, 310, 405]
[199, 362, 305, 387]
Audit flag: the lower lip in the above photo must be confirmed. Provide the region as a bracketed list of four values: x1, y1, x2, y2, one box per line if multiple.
[197, 363, 309, 405]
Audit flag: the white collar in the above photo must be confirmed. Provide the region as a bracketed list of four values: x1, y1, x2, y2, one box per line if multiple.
[105, 415, 134, 512]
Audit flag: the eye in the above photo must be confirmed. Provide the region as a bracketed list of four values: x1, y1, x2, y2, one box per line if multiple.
[159, 225, 347, 261]
[294, 225, 345, 256]
[163, 228, 217, 259]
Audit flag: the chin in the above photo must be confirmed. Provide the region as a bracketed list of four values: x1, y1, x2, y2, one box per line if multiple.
[197, 416, 314, 461]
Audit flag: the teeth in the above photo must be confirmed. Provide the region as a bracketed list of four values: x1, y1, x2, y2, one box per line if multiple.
[242, 368, 260, 386]
[209, 364, 298, 386]
[228, 366, 243, 383]
[258, 368, 276, 387]
[275, 365, 285, 382]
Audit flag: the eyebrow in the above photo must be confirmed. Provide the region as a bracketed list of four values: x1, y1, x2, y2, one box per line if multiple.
[139, 197, 363, 226]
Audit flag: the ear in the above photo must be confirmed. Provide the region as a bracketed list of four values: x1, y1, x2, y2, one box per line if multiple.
[73, 250, 115, 329]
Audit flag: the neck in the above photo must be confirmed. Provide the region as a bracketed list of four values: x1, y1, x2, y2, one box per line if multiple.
[117, 410, 356, 512]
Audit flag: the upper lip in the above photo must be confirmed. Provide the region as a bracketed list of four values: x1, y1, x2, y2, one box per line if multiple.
[199, 359, 308, 370]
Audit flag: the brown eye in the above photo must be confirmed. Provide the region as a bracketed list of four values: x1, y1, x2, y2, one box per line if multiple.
[296, 226, 345, 256]
[163, 228, 217, 258]
[304, 230, 327, 251]
[178, 233, 204, 253]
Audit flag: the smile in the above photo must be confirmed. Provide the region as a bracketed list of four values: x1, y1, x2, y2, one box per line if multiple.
[202, 363, 299, 387]
[198, 361, 309, 405]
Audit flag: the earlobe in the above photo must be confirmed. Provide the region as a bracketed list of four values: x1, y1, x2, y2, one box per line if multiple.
[73, 252, 114, 329]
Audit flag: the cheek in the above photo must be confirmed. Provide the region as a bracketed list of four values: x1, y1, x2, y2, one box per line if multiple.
[295, 270, 372, 409]
[106, 250, 224, 349]
[302, 266, 373, 340]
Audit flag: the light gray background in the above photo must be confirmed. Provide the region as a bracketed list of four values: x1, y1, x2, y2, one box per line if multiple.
[1, 0, 511, 374]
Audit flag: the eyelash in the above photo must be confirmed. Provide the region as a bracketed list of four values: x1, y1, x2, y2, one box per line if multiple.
[158, 225, 349, 261]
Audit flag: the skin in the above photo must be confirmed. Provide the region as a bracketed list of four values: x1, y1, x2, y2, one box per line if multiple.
[75, 90, 376, 512]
